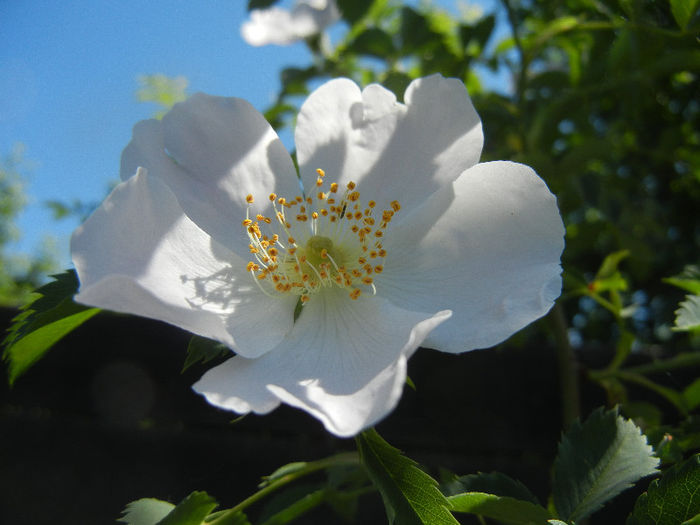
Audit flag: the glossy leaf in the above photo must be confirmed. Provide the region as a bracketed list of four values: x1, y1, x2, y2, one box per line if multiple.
[158, 491, 217, 525]
[628, 454, 700, 524]
[356, 428, 459, 525]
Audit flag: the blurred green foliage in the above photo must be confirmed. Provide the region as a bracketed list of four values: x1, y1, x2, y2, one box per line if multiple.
[0, 145, 57, 306]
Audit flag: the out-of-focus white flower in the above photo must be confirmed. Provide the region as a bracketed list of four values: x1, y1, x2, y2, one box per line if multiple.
[71, 75, 564, 437]
[241, 0, 340, 47]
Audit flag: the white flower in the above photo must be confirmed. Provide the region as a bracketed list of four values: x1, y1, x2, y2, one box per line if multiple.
[71, 74, 564, 437]
[241, 0, 340, 47]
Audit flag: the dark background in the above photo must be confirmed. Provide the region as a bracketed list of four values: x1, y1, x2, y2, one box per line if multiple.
[0, 307, 661, 524]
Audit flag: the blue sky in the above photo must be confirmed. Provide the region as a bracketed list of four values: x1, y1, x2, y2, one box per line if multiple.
[1, 0, 507, 268]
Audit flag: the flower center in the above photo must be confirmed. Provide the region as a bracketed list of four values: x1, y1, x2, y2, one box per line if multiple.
[243, 169, 400, 304]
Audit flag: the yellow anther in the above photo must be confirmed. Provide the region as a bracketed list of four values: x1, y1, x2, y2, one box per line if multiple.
[269, 193, 277, 201]
[246, 194, 254, 203]
[391, 201, 401, 211]
[316, 178, 323, 187]
[316, 168, 325, 177]
[296, 196, 304, 203]
[378, 249, 387, 257]
[288, 236, 296, 244]
[374, 265, 383, 274]
[362, 276, 373, 285]
[364, 217, 375, 225]
[312, 212, 319, 219]
[278, 197, 287, 205]
[368, 200, 376, 208]
[349, 289, 361, 300]
[242, 219, 253, 226]
[348, 191, 360, 202]
[296, 214, 308, 222]
[347, 181, 356, 190]
[301, 295, 310, 303]
[268, 247, 278, 257]
[330, 183, 338, 193]
[317, 192, 326, 200]
[375, 230, 384, 237]
[246, 262, 257, 272]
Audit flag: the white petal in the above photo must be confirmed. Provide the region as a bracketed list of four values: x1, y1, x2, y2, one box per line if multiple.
[193, 288, 451, 437]
[120, 94, 300, 255]
[71, 168, 296, 358]
[241, 0, 340, 46]
[295, 74, 483, 212]
[380, 161, 565, 352]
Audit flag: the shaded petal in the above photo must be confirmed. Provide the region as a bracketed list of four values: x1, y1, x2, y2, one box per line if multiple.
[295, 74, 483, 212]
[120, 94, 300, 255]
[71, 168, 296, 358]
[379, 161, 564, 352]
[193, 288, 451, 437]
[241, 0, 340, 46]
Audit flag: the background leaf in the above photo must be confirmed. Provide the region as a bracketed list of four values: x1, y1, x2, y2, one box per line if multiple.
[628, 454, 700, 524]
[2, 269, 99, 384]
[552, 407, 659, 522]
[118, 498, 175, 525]
[158, 491, 217, 525]
[356, 428, 459, 525]
[447, 493, 551, 524]
[672, 295, 700, 333]
[443, 471, 540, 505]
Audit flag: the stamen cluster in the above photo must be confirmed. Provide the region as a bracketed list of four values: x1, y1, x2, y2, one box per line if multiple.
[243, 169, 400, 303]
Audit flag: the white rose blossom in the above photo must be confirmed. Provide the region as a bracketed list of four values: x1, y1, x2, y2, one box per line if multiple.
[241, 0, 340, 47]
[71, 74, 565, 437]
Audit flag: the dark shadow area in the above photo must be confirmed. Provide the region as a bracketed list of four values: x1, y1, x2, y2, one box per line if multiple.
[0, 307, 671, 524]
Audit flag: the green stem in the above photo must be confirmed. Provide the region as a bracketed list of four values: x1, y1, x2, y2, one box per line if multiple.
[207, 452, 360, 524]
[549, 302, 580, 427]
[590, 352, 700, 380]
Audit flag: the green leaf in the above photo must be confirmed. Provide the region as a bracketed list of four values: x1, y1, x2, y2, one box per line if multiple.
[596, 250, 630, 280]
[336, 0, 375, 24]
[672, 295, 700, 332]
[159, 491, 217, 525]
[118, 498, 175, 525]
[356, 428, 459, 525]
[670, 0, 700, 30]
[444, 471, 540, 505]
[684, 378, 700, 411]
[664, 266, 700, 295]
[3, 270, 100, 385]
[347, 28, 395, 58]
[182, 335, 230, 372]
[628, 454, 700, 524]
[248, 0, 278, 10]
[447, 492, 552, 524]
[552, 407, 659, 523]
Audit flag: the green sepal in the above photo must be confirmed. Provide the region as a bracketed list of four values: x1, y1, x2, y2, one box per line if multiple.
[356, 428, 459, 525]
[2, 269, 100, 385]
[182, 335, 230, 372]
[628, 454, 700, 525]
[552, 407, 659, 522]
